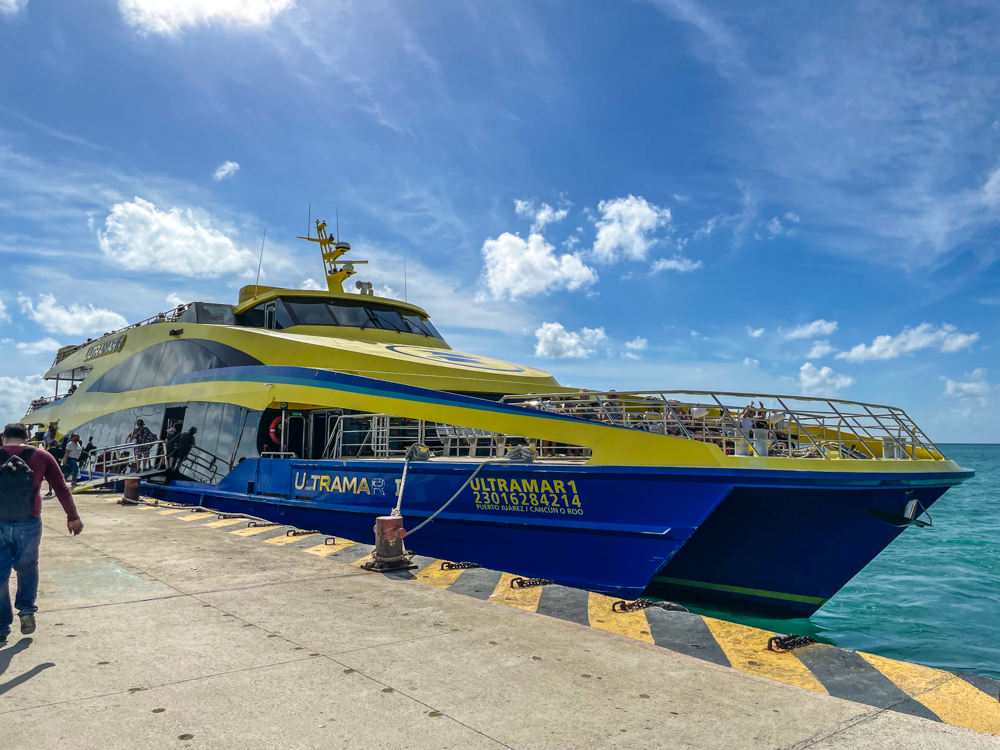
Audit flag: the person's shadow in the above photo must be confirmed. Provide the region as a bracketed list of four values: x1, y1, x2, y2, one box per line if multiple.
[0, 639, 54, 696]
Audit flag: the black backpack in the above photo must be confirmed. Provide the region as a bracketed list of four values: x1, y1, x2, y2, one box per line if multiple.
[0, 447, 36, 522]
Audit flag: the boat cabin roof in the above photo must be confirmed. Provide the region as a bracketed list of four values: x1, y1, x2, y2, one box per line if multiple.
[233, 286, 430, 318]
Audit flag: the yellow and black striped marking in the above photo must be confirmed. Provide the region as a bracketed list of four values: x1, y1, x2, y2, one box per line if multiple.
[143, 500, 1000, 736]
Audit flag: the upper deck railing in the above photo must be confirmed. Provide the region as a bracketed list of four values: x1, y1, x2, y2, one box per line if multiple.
[51, 304, 191, 367]
[499, 390, 944, 461]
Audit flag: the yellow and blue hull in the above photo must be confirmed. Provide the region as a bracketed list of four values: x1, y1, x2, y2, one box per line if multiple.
[144, 452, 968, 617]
[35, 364, 972, 617]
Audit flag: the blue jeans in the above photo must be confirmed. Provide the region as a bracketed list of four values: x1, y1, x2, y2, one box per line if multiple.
[63, 457, 80, 482]
[0, 518, 42, 636]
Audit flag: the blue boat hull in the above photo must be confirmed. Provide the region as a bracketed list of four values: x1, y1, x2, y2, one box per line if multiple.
[650, 482, 951, 616]
[144, 458, 970, 616]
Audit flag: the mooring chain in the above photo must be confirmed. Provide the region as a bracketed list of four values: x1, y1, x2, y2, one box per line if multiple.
[440, 561, 481, 571]
[247, 521, 282, 528]
[286, 529, 319, 537]
[611, 598, 689, 613]
[510, 577, 554, 589]
[767, 634, 817, 652]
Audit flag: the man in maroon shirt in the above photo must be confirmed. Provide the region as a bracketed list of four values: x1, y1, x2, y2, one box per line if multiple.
[1, 423, 83, 643]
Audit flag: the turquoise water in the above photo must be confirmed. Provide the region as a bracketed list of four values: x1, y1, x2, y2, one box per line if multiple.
[686, 444, 1000, 678]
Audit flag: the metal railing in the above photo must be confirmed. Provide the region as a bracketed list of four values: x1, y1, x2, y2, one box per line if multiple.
[499, 390, 944, 461]
[175, 445, 228, 484]
[25, 395, 67, 415]
[318, 413, 586, 461]
[50, 304, 192, 367]
[78, 438, 233, 484]
[80, 439, 169, 480]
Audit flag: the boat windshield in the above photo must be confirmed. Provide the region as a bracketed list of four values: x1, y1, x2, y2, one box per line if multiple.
[238, 297, 443, 339]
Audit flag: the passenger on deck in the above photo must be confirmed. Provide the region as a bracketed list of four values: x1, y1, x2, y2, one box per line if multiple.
[128, 419, 156, 471]
[174, 427, 197, 470]
[80, 436, 96, 468]
[602, 391, 623, 424]
[163, 425, 179, 469]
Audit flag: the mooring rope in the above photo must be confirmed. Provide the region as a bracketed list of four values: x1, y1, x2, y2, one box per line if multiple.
[396, 443, 536, 537]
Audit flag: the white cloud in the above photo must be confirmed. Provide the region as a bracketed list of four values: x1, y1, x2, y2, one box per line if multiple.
[799, 362, 854, 396]
[119, 0, 293, 35]
[373, 284, 402, 300]
[15, 338, 62, 355]
[514, 199, 569, 233]
[0, 298, 8, 322]
[18, 294, 128, 337]
[0, 375, 48, 427]
[983, 166, 1000, 208]
[534, 322, 607, 358]
[623, 336, 648, 358]
[836, 323, 979, 363]
[98, 197, 255, 277]
[213, 160, 240, 181]
[806, 340, 835, 359]
[299, 278, 324, 291]
[767, 217, 782, 235]
[649, 255, 703, 274]
[481, 232, 597, 300]
[746, 326, 764, 338]
[166, 292, 188, 306]
[0, 0, 27, 15]
[784, 319, 838, 340]
[592, 195, 671, 263]
[784, 212, 800, 223]
[944, 369, 992, 406]
[692, 216, 717, 241]
[743, 357, 760, 368]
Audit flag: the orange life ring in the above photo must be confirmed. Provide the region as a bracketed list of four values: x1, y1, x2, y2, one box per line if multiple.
[269, 416, 282, 445]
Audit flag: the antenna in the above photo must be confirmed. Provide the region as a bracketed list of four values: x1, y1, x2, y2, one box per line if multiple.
[403, 254, 408, 302]
[307, 203, 311, 239]
[254, 227, 267, 299]
[336, 209, 339, 242]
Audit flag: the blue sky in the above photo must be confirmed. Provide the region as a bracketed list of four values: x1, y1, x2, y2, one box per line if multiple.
[1, 0, 997, 442]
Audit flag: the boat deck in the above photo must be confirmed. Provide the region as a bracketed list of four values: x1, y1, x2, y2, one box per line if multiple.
[1, 491, 997, 749]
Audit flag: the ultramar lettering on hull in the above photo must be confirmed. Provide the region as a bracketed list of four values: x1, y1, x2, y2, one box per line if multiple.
[294, 472, 385, 497]
[469, 476, 584, 515]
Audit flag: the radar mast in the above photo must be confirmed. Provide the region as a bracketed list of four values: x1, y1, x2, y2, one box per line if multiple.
[297, 219, 368, 292]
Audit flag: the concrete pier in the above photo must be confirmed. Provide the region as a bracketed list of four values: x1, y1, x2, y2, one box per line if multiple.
[1, 492, 997, 749]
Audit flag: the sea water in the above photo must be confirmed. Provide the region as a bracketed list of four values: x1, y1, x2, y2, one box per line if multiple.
[687, 444, 1000, 678]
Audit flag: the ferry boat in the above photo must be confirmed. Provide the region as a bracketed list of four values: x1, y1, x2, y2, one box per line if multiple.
[23, 221, 973, 617]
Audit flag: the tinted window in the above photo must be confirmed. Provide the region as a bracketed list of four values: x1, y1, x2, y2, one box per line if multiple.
[233, 409, 261, 464]
[238, 306, 265, 328]
[237, 296, 442, 339]
[328, 301, 370, 327]
[215, 404, 243, 464]
[111, 352, 145, 393]
[369, 308, 406, 332]
[401, 313, 440, 338]
[285, 299, 337, 326]
[199, 402, 225, 457]
[131, 343, 165, 390]
[153, 341, 220, 388]
[92, 340, 260, 393]
[196, 303, 235, 325]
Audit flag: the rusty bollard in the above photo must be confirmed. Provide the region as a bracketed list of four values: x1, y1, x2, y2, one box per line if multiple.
[121, 477, 141, 505]
[360, 515, 416, 572]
